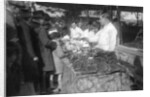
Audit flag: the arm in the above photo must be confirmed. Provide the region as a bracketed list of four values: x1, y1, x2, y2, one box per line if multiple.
[88, 32, 99, 43]
[37, 27, 57, 51]
[108, 28, 117, 51]
[38, 27, 50, 46]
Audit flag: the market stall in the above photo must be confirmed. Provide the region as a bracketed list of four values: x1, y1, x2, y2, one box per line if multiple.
[56, 34, 134, 93]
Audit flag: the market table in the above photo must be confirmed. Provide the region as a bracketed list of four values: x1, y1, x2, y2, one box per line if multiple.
[60, 52, 133, 94]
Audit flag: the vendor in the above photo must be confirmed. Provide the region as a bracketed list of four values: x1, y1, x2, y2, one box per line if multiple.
[88, 12, 118, 52]
[69, 22, 83, 39]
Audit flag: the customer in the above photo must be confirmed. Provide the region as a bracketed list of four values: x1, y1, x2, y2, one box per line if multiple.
[48, 32, 65, 93]
[32, 11, 56, 93]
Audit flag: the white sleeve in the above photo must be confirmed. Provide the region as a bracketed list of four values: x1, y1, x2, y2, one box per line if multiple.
[81, 29, 89, 38]
[108, 28, 117, 51]
[70, 28, 76, 38]
[76, 27, 83, 37]
[88, 31, 99, 43]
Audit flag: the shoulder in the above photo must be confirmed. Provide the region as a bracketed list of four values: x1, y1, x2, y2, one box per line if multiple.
[108, 22, 115, 28]
[108, 23, 118, 33]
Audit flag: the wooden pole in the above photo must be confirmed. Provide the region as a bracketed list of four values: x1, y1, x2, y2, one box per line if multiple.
[117, 6, 123, 44]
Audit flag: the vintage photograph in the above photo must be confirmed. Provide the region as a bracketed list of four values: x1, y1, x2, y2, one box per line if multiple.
[5, 0, 143, 96]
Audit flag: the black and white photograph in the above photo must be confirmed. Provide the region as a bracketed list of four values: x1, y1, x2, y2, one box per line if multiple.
[5, 0, 143, 96]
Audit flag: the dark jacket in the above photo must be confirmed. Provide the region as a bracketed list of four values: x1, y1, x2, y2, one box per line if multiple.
[17, 20, 39, 82]
[35, 26, 55, 72]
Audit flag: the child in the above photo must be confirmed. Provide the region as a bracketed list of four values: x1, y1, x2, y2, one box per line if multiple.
[48, 31, 66, 93]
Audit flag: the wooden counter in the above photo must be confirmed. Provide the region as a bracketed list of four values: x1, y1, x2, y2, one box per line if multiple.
[61, 61, 132, 94]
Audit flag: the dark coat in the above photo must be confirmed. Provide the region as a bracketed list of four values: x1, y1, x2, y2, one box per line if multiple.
[17, 20, 39, 82]
[35, 26, 55, 72]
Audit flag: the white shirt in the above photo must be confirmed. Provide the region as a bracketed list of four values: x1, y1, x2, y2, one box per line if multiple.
[70, 27, 83, 39]
[89, 22, 117, 52]
[80, 29, 89, 38]
[88, 30, 96, 39]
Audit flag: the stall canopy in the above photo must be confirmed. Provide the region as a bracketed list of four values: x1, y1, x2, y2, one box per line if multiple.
[36, 2, 143, 12]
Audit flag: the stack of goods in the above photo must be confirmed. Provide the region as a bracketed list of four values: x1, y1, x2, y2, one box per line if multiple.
[94, 52, 127, 74]
[70, 54, 97, 74]
[67, 51, 131, 75]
